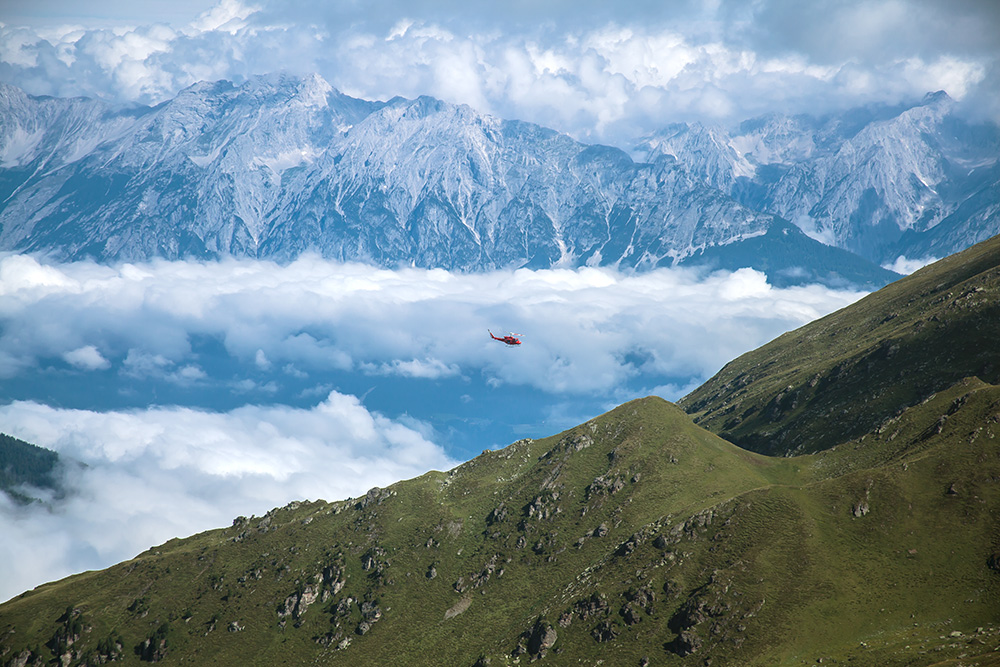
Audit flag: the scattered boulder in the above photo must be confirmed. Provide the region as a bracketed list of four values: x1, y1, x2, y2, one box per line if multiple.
[626, 585, 656, 613]
[8, 649, 39, 667]
[591, 620, 619, 642]
[621, 603, 641, 626]
[137, 624, 170, 662]
[361, 546, 386, 572]
[355, 486, 393, 510]
[988, 552, 1000, 574]
[315, 630, 343, 647]
[616, 535, 640, 557]
[573, 593, 609, 620]
[360, 600, 382, 622]
[278, 583, 320, 620]
[587, 474, 626, 499]
[669, 629, 703, 656]
[555, 432, 593, 452]
[526, 619, 557, 655]
[486, 503, 508, 526]
[444, 597, 472, 620]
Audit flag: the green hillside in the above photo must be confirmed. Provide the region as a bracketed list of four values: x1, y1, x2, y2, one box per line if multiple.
[0, 432, 60, 504]
[2, 391, 999, 666]
[3, 237, 1000, 666]
[681, 233, 1000, 456]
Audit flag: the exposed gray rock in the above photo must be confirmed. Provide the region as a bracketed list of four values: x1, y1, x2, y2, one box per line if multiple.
[671, 629, 702, 656]
[486, 503, 508, 526]
[8, 649, 35, 667]
[278, 583, 320, 620]
[591, 620, 619, 642]
[444, 597, 472, 620]
[573, 593, 609, 621]
[526, 620, 557, 655]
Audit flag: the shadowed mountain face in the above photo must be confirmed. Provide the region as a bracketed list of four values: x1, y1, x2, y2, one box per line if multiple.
[0, 433, 60, 504]
[681, 232, 1000, 456]
[2, 238, 1000, 665]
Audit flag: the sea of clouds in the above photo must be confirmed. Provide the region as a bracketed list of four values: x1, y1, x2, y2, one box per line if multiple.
[0, 253, 869, 601]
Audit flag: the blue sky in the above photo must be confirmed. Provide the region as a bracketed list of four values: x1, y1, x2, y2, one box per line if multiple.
[2, 0, 998, 145]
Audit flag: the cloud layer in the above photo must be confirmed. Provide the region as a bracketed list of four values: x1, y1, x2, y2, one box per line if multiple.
[2, 0, 997, 144]
[0, 254, 863, 396]
[0, 391, 454, 603]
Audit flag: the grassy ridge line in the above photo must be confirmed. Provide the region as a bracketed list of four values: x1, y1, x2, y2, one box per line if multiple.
[2, 391, 999, 666]
[0, 399, 782, 664]
[680, 232, 1000, 456]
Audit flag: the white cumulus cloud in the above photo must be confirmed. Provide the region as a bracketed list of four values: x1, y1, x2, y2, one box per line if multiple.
[882, 255, 939, 275]
[1, 0, 997, 144]
[0, 391, 456, 603]
[62, 345, 110, 370]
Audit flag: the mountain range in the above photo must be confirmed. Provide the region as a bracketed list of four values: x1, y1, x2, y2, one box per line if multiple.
[2, 74, 997, 287]
[639, 91, 1000, 264]
[1, 228, 998, 666]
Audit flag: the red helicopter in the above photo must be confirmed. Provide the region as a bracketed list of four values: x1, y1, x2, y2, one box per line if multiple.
[489, 329, 523, 346]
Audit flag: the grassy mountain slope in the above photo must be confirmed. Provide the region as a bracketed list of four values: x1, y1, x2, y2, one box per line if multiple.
[2, 391, 999, 666]
[681, 233, 1000, 456]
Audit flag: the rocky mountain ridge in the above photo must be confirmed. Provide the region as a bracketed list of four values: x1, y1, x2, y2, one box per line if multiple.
[639, 91, 1000, 265]
[8, 74, 982, 287]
